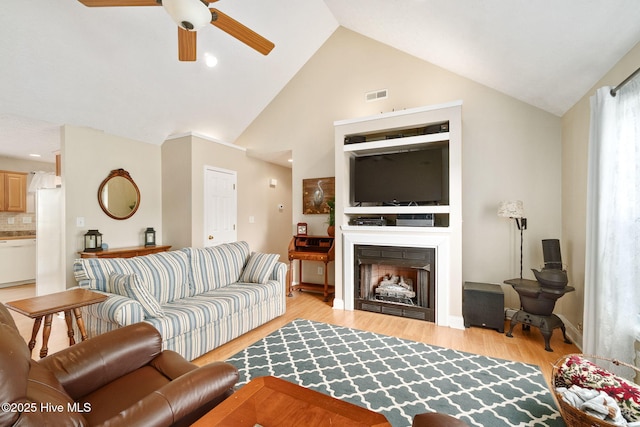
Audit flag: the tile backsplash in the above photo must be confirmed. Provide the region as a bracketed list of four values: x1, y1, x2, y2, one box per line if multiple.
[0, 212, 36, 232]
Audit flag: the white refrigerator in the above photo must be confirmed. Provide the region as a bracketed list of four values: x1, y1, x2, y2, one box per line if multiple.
[36, 187, 65, 296]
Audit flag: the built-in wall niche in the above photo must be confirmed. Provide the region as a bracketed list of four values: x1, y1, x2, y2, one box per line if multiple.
[334, 101, 462, 327]
[342, 117, 452, 229]
[349, 141, 449, 208]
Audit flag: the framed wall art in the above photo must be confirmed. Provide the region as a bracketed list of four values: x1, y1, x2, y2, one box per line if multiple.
[302, 177, 335, 215]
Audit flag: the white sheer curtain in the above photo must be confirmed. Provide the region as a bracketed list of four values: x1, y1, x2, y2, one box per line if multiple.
[584, 78, 640, 372]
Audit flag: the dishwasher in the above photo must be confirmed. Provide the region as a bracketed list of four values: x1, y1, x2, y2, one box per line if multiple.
[0, 238, 36, 285]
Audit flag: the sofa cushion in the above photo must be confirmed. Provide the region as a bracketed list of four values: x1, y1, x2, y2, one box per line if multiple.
[185, 241, 250, 294]
[239, 252, 280, 284]
[129, 251, 192, 304]
[74, 257, 136, 291]
[145, 280, 282, 342]
[108, 273, 164, 319]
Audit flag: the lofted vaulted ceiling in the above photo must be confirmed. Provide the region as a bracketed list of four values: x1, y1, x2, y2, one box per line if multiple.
[1, 0, 640, 164]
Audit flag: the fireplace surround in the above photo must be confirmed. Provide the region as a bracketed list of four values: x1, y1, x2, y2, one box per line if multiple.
[355, 245, 435, 321]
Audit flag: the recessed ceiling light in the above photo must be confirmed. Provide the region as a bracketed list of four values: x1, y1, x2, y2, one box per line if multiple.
[204, 53, 218, 68]
[29, 153, 41, 158]
[287, 158, 293, 163]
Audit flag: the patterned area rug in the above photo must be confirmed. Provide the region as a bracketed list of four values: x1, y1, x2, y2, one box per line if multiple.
[226, 319, 565, 427]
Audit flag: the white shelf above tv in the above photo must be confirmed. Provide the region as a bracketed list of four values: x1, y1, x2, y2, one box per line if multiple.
[343, 132, 449, 156]
[341, 225, 452, 234]
[344, 205, 450, 215]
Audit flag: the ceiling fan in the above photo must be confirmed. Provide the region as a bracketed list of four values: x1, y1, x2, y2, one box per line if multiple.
[77, 0, 275, 61]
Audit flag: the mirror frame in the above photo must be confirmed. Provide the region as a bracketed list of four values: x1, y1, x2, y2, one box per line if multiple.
[97, 169, 140, 220]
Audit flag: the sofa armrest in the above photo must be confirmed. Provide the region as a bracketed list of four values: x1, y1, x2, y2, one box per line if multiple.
[39, 322, 163, 400]
[271, 261, 287, 285]
[98, 362, 238, 427]
[83, 292, 146, 326]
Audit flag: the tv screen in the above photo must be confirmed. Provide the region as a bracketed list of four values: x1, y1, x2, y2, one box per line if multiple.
[353, 147, 446, 205]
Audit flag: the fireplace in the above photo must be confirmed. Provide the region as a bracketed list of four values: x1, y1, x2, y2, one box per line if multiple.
[354, 245, 435, 322]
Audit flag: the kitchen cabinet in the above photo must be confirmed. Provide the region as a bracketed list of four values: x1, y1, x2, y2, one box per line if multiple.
[0, 238, 36, 285]
[0, 171, 27, 212]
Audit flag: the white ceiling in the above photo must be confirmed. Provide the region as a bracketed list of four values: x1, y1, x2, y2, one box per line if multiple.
[1, 0, 639, 165]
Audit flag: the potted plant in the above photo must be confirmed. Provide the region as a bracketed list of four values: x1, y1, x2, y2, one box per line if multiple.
[326, 198, 335, 237]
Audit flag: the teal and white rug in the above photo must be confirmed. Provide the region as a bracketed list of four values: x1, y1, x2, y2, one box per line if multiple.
[227, 319, 564, 427]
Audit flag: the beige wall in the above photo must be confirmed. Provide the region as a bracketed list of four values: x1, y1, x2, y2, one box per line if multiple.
[162, 134, 292, 260]
[237, 27, 563, 314]
[62, 125, 162, 287]
[561, 41, 640, 341]
[161, 135, 193, 249]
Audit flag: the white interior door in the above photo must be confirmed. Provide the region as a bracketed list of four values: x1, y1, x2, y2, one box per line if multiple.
[204, 166, 237, 246]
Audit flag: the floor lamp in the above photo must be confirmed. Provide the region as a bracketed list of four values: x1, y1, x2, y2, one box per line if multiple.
[498, 200, 527, 279]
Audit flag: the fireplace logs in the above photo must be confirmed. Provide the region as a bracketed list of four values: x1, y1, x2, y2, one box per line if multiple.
[375, 275, 416, 304]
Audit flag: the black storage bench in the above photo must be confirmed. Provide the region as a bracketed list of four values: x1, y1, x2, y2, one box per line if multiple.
[463, 282, 505, 333]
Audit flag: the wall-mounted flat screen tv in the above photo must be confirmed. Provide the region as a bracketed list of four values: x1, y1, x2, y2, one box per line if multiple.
[353, 145, 448, 205]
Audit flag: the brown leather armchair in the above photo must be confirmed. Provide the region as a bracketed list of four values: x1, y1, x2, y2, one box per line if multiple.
[0, 302, 238, 426]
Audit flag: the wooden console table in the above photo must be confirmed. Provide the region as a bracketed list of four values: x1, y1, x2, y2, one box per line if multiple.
[288, 235, 335, 302]
[5, 288, 107, 358]
[79, 245, 171, 258]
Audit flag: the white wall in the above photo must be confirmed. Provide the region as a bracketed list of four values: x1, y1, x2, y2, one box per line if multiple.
[237, 27, 562, 315]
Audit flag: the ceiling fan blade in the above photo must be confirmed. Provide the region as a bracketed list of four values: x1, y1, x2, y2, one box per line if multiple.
[209, 8, 274, 55]
[77, 0, 160, 6]
[178, 27, 197, 61]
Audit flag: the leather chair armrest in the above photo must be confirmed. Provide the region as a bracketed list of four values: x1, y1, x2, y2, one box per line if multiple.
[150, 350, 202, 379]
[39, 322, 163, 400]
[100, 361, 239, 427]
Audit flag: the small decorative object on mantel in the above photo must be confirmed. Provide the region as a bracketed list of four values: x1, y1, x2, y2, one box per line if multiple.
[296, 222, 307, 236]
[84, 229, 103, 252]
[144, 227, 156, 247]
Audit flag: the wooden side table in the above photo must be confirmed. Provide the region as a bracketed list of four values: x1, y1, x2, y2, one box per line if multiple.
[5, 288, 107, 358]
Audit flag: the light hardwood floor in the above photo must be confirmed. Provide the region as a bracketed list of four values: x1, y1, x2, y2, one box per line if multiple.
[1, 284, 579, 386]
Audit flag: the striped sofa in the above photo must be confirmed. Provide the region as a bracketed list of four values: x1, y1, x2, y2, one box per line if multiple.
[73, 241, 286, 361]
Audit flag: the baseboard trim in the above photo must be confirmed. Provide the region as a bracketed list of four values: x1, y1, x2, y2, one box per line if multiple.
[448, 315, 465, 330]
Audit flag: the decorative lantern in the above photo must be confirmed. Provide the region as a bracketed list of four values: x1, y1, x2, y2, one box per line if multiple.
[84, 230, 103, 252]
[144, 227, 156, 247]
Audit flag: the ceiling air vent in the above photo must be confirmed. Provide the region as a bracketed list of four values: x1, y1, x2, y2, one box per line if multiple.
[365, 89, 388, 102]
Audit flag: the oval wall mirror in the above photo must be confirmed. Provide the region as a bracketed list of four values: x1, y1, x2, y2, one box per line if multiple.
[98, 169, 140, 220]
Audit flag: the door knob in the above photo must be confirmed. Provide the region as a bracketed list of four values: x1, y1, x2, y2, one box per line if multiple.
[208, 235, 214, 240]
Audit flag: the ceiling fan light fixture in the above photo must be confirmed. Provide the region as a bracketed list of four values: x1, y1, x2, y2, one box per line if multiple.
[204, 53, 218, 68]
[162, 0, 211, 31]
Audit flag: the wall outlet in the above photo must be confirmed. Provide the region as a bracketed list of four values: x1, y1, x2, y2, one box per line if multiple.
[7, 217, 15, 224]
[317, 266, 324, 275]
[76, 217, 85, 227]
[22, 217, 32, 224]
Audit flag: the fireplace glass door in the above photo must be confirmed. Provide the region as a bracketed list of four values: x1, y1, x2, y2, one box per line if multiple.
[354, 245, 435, 322]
